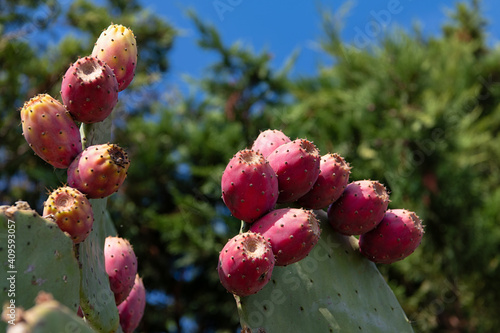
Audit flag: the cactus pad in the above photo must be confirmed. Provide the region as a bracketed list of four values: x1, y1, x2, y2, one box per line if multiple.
[0, 202, 80, 332]
[236, 210, 414, 332]
[77, 118, 122, 332]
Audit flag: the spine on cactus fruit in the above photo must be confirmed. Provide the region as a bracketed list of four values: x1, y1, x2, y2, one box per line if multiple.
[20, 94, 82, 168]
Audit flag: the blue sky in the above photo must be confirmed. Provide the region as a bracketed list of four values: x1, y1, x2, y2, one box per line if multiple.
[138, 0, 500, 92]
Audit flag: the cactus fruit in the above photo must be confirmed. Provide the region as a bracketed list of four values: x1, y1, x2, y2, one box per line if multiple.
[298, 153, 351, 209]
[221, 149, 279, 223]
[42, 186, 94, 244]
[60, 56, 119, 124]
[328, 180, 390, 235]
[92, 24, 138, 91]
[104, 236, 138, 305]
[267, 138, 321, 203]
[250, 208, 321, 266]
[20, 94, 82, 168]
[117, 274, 146, 333]
[218, 232, 275, 297]
[251, 129, 291, 158]
[67, 143, 130, 199]
[359, 209, 424, 264]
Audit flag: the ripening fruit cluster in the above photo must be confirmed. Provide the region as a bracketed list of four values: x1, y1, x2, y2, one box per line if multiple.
[18, 24, 144, 333]
[20, 24, 136, 242]
[218, 129, 424, 297]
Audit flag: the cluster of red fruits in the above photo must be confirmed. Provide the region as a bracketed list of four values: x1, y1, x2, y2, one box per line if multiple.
[18, 24, 144, 333]
[218, 129, 424, 297]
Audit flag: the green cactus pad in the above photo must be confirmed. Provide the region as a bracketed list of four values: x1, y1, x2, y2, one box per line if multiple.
[8, 293, 95, 333]
[0, 202, 80, 332]
[236, 210, 414, 333]
[77, 119, 122, 332]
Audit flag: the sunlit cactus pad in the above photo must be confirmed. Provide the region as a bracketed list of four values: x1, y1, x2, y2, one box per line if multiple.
[236, 210, 414, 333]
[0, 202, 80, 332]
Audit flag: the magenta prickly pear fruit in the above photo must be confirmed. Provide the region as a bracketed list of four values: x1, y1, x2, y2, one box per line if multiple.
[267, 139, 321, 203]
[251, 129, 291, 158]
[298, 153, 351, 209]
[92, 24, 137, 91]
[20, 94, 82, 168]
[328, 180, 390, 235]
[60, 56, 119, 124]
[221, 149, 279, 223]
[104, 236, 138, 305]
[67, 143, 130, 199]
[359, 209, 424, 264]
[117, 274, 146, 333]
[217, 231, 275, 297]
[42, 186, 94, 244]
[250, 208, 321, 266]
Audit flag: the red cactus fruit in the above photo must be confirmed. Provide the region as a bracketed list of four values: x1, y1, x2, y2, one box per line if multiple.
[20, 94, 82, 168]
[298, 153, 351, 209]
[328, 180, 390, 235]
[42, 186, 94, 244]
[251, 129, 291, 158]
[266, 139, 321, 203]
[221, 149, 279, 223]
[217, 231, 275, 297]
[117, 274, 146, 333]
[67, 143, 130, 199]
[104, 236, 138, 305]
[250, 208, 321, 266]
[92, 24, 137, 91]
[359, 209, 424, 264]
[60, 56, 119, 124]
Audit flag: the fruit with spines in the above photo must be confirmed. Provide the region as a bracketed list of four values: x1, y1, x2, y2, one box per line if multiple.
[42, 186, 94, 244]
[60, 56, 119, 124]
[217, 231, 275, 297]
[298, 153, 351, 209]
[67, 143, 130, 199]
[250, 208, 321, 266]
[267, 138, 321, 203]
[117, 274, 146, 333]
[92, 24, 137, 91]
[251, 129, 291, 158]
[20, 94, 82, 168]
[328, 180, 390, 235]
[221, 149, 279, 223]
[104, 236, 138, 305]
[359, 209, 424, 264]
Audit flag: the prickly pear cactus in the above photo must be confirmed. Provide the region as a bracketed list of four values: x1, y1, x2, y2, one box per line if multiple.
[0, 202, 81, 332]
[77, 117, 123, 332]
[236, 210, 414, 333]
